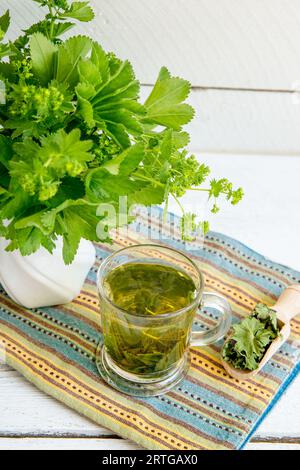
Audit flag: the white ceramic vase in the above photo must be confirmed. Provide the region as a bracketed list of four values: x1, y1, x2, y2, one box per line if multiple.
[0, 237, 96, 309]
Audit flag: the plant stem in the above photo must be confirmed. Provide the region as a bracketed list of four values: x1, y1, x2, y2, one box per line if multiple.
[171, 193, 185, 215]
[134, 173, 165, 187]
[189, 187, 210, 192]
[48, 2, 56, 40]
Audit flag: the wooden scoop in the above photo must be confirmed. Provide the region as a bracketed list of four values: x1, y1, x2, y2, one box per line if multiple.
[222, 285, 300, 379]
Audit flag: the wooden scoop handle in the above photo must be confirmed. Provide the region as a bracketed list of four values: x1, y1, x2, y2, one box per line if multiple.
[273, 285, 300, 321]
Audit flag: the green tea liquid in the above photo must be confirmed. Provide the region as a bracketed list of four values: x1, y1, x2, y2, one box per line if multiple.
[104, 262, 197, 315]
[101, 262, 197, 376]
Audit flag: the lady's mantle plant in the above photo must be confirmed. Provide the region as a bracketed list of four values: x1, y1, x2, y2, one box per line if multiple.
[0, 0, 243, 263]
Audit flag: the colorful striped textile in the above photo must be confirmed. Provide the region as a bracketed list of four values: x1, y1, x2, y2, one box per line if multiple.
[0, 209, 299, 450]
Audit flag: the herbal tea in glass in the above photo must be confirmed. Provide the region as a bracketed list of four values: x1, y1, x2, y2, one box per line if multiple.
[102, 262, 197, 375]
[96, 245, 232, 396]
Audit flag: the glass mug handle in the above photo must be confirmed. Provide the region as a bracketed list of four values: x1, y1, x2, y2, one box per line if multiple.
[191, 291, 232, 346]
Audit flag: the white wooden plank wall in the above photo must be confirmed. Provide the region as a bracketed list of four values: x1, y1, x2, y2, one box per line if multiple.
[2, 0, 300, 154]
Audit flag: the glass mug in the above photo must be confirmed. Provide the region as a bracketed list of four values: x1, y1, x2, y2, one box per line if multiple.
[96, 244, 232, 396]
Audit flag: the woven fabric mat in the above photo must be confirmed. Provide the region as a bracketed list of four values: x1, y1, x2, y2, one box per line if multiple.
[0, 210, 299, 450]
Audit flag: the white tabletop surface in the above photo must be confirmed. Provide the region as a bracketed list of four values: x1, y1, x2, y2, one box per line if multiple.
[0, 152, 299, 450]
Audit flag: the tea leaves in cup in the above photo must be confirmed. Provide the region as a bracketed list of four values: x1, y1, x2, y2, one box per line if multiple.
[101, 262, 197, 375]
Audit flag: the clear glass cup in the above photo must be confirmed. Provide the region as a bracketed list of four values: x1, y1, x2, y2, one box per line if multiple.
[96, 244, 232, 396]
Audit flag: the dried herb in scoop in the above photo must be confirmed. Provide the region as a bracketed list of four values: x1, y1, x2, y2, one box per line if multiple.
[222, 303, 281, 371]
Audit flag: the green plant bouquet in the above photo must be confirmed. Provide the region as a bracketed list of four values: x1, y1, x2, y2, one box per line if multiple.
[0, 0, 243, 264]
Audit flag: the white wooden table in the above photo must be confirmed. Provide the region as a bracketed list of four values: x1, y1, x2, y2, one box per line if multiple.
[1, 153, 299, 450]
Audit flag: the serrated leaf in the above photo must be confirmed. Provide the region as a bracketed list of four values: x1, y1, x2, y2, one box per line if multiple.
[61, 2, 95, 22]
[172, 131, 190, 149]
[86, 169, 146, 203]
[4, 120, 40, 139]
[98, 109, 142, 134]
[14, 210, 52, 235]
[56, 35, 93, 88]
[30, 33, 58, 86]
[52, 21, 75, 38]
[0, 10, 10, 39]
[0, 43, 11, 59]
[157, 66, 171, 81]
[128, 184, 165, 207]
[39, 128, 93, 164]
[223, 314, 278, 371]
[15, 227, 44, 256]
[94, 60, 139, 103]
[145, 103, 194, 131]
[232, 317, 267, 357]
[104, 121, 131, 149]
[86, 55, 142, 148]
[145, 73, 190, 109]
[78, 59, 102, 87]
[0, 187, 32, 220]
[144, 67, 194, 130]
[41, 198, 94, 232]
[103, 143, 145, 175]
[60, 204, 98, 264]
[76, 83, 96, 128]
[91, 42, 109, 85]
[159, 129, 172, 162]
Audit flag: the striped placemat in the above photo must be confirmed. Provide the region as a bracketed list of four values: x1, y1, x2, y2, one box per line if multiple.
[0, 209, 299, 450]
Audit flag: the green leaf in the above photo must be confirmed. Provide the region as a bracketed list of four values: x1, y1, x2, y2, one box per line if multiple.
[15, 227, 44, 256]
[10, 130, 93, 202]
[4, 120, 41, 139]
[0, 135, 13, 169]
[41, 128, 93, 162]
[172, 131, 190, 149]
[91, 42, 109, 84]
[44, 178, 84, 211]
[253, 303, 274, 320]
[89, 55, 142, 148]
[56, 35, 93, 88]
[30, 33, 58, 86]
[51, 21, 75, 38]
[0, 61, 14, 79]
[76, 83, 96, 128]
[39, 198, 96, 230]
[78, 59, 102, 87]
[39, 128, 94, 169]
[94, 59, 139, 103]
[222, 313, 278, 371]
[104, 122, 131, 149]
[0, 10, 10, 40]
[14, 210, 52, 235]
[4, 222, 55, 257]
[158, 129, 172, 162]
[0, 43, 11, 59]
[145, 103, 194, 131]
[103, 143, 145, 176]
[61, 2, 95, 22]
[145, 67, 190, 108]
[86, 169, 146, 202]
[143, 67, 194, 130]
[128, 184, 165, 207]
[60, 204, 98, 264]
[0, 187, 32, 220]
[252, 303, 279, 334]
